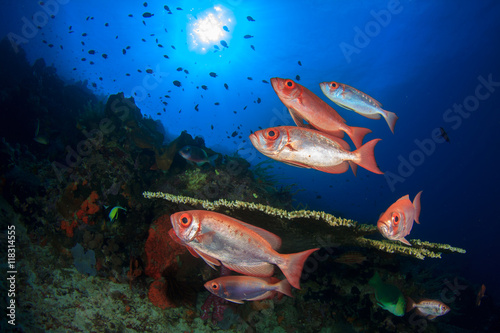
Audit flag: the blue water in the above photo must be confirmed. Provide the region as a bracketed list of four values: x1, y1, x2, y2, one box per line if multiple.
[3, 0, 500, 304]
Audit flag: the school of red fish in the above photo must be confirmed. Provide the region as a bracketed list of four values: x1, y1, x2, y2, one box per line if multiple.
[167, 78, 449, 317]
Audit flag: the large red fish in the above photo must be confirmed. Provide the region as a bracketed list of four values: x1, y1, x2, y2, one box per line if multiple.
[170, 210, 318, 289]
[249, 126, 383, 175]
[377, 191, 422, 245]
[204, 276, 292, 304]
[271, 77, 372, 149]
[320, 81, 399, 134]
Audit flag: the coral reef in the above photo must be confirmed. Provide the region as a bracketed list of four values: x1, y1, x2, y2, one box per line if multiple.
[143, 191, 466, 259]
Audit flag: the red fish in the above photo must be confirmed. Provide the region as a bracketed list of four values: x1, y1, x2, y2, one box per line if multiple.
[320, 81, 398, 134]
[271, 77, 372, 149]
[249, 126, 383, 175]
[170, 210, 318, 289]
[476, 284, 486, 306]
[377, 191, 422, 245]
[406, 298, 450, 319]
[204, 276, 292, 304]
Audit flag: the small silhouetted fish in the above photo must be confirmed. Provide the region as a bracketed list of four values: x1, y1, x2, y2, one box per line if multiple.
[250, 45, 255, 51]
[224, 83, 229, 90]
[81, 42, 85, 46]
[126, 46, 131, 49]
[86, 16, 90, 20]
[102, 54, 108, 59]
[143, 2, 148, 7]
[138, 69, 142, 73]
[146, 69, 153, 74]
[214, 102, 220, 106]
[122, 49, 126, 54]
[81, 58, 86, 61]
[211, 125, 214, 130]
[201, 85, 208, 90]
[232, 131, 238, 137]
[176, 7, 183, 10]
[157, 112, 161, 115]
[440, 127, 450, 143]
[298, 60, 302, 66]
[223, 26, 229, 32]
[91, 82, 96, 88]
[247, 16, 255, 21]
[89, 61, 94, 65]
[296, 75, 301, 81]
[171, 45, 176, 49]
[158, 44, 164, 48]
[184, 69, 189, 74]
[125, 73, 130, 76]
[177, 67, 183, 71]
[142, 38, 146, 42]
[99, 77, 103, 81]
[257, 98, 261, 104]
[244, 35, 253, 39]
[105, 23, 109, 27]
[173, 80, 181, 87]
[128, 14, 133, 17]
[164, 5, 170, 11]
[88, 50, 95, 54]
[163, 55, 169, 59]
[262, 80, 269, 84]
[220, 40, 228, 48]
[82, 33, 87, 36]
[195, 104, 199, 111]
[69, 25, 72, 30]
[69, 31, 74, 33]
[234, 111, 237, 114]
[214, 45, 220, 50]
[243, 106, 248, 110]
[48, 44, 53, 48]
[247, 77, 253, 80]
[209, 72, 217, 78]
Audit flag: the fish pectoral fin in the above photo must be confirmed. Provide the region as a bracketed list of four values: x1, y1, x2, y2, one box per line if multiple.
[186, 246, 200, 258]
[196, 231, 216, 244]
[284, 143, 299, 151]
[427, 315, 437, 320]
[193, 249, 220, 269]
[223, 262, 274, 277]
[288, 108, 313, 129]
[399, 237, 412, 246]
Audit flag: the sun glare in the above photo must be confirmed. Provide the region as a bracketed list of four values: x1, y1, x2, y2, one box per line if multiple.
[188, 5, 234, 53]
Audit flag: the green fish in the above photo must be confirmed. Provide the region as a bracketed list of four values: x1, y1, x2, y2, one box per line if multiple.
[369, 272, 406, 316]
[105, 206, 127, 222]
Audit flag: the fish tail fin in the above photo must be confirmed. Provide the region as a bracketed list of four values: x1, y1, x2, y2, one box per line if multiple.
[406, 297, 416, 313]
[353, 139, 384, 174]
[347, 126, 372, 149]
[276, 279, 293, 298]
[382, 110, 399, 134]
[413, 191, 422, 224]
[208, 154, 219, 167]
[279, 248, 319, 289]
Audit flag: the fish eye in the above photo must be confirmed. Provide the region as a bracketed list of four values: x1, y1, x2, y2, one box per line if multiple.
[391, 213, 400, 225]
[331, 82, 338, 88]
[211, 283, 219, 290]
[179, 213, 192, 227]
[285, 80, 295, 88]
[265, 128, 279, 140]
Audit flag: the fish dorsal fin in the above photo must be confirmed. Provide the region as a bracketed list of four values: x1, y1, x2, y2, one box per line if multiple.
[230, 218, 282, 250]
[396, 194, 410, 202]
[193, 248, 220, 269]
[223, 262, 274, 277]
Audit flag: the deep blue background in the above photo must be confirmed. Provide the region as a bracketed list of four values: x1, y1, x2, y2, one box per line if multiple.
[2, 0, 500, 300]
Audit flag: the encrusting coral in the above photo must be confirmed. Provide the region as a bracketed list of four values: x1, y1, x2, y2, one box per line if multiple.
[143, 191, 466, 259]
